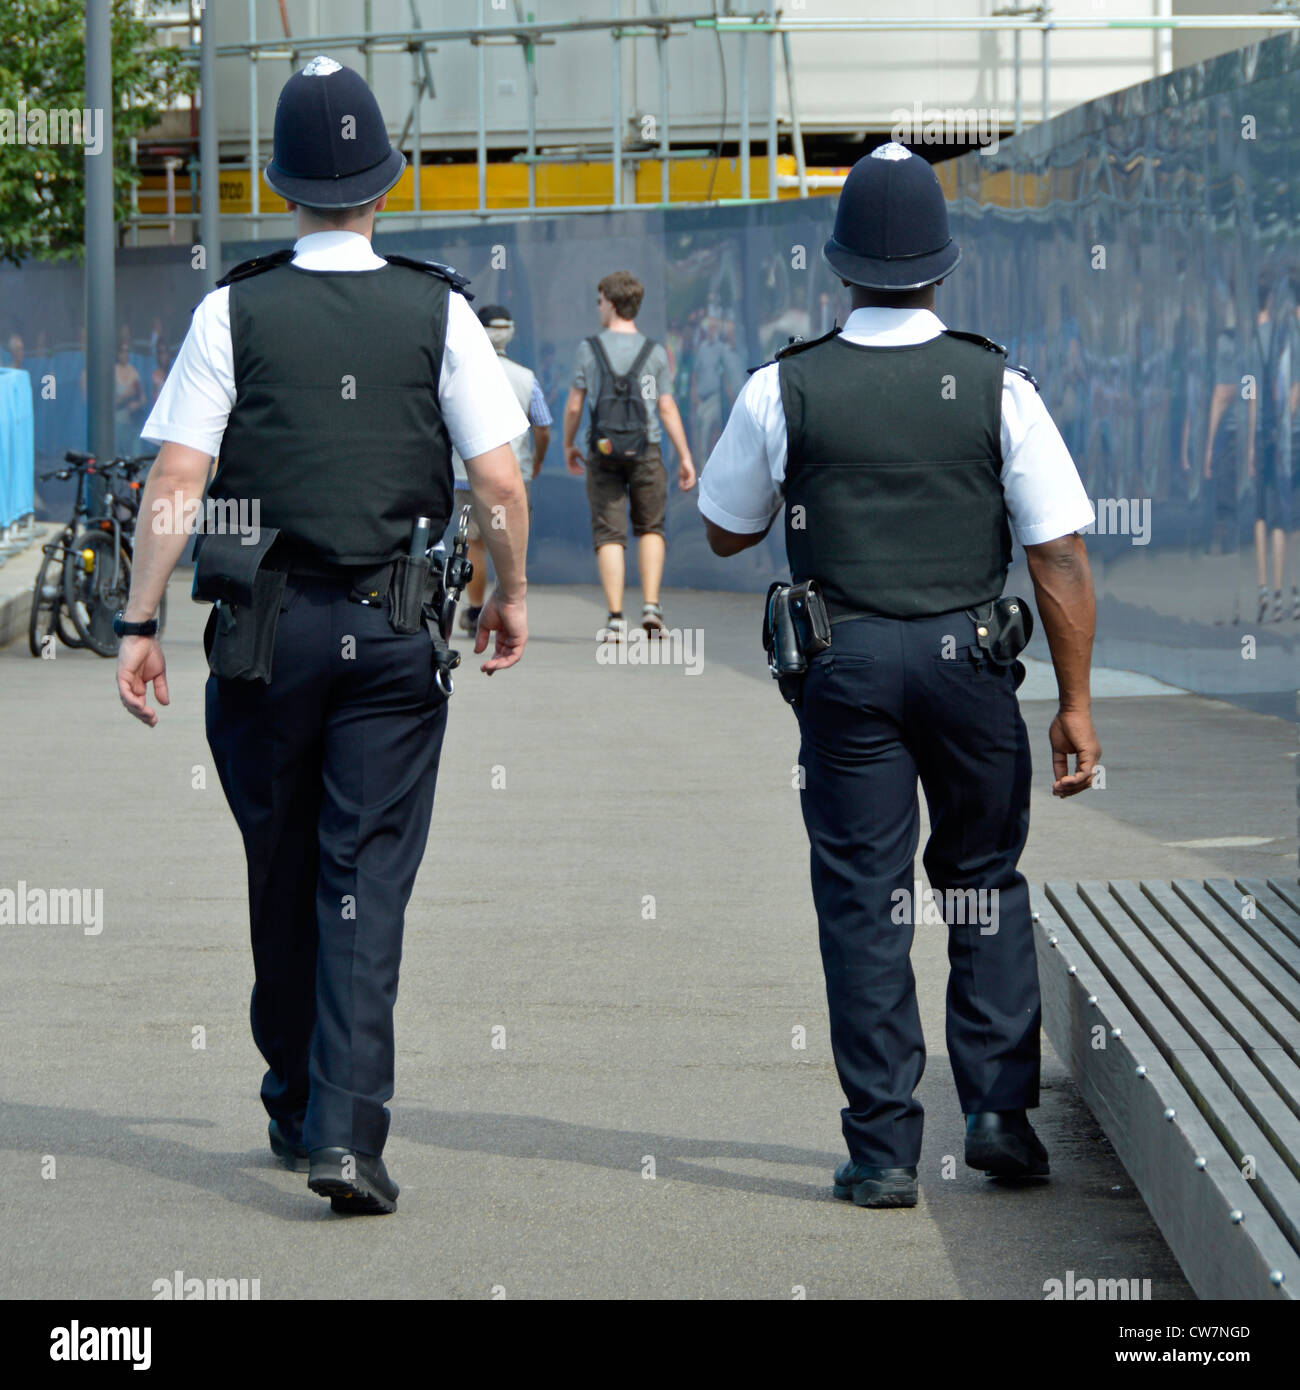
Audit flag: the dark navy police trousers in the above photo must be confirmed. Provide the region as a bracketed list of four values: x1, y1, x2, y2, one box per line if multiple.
[206, 574, 449, 1157]
[794, 610, 1038, 1168]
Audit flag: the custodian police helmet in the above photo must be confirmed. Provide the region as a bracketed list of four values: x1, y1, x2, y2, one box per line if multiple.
[822, 142, 961, 291]
[264, 55, 407, 210]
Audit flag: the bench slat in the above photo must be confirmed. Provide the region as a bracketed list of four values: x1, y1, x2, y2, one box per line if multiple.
[1194, 878, 1300, 989]
[1074, 882, 1300, 1181]
[1038, 888, 1297, 1296]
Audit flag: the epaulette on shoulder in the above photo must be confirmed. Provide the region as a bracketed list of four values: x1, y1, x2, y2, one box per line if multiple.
[747, 323, 840, 376]
[216, 248, 295, 288]
[944, 328, 1007, 355]
[1007, 362, 1040, 392]
[945, 328, 1039, 392]
[383, 254, 475, 301]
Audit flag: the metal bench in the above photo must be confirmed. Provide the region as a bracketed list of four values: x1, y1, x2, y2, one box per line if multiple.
[1034, 878, 1300, 1300]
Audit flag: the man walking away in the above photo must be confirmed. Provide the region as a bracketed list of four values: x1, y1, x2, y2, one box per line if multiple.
[456, 303, 551, 634]
[563, 271, 696, 641]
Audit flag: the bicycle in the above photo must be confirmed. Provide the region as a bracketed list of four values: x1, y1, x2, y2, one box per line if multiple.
[29, 450, 167, 658]
[29, 452, 103, 657]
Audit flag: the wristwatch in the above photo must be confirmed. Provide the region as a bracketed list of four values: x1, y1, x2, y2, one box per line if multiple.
[112, 610, 159, 638]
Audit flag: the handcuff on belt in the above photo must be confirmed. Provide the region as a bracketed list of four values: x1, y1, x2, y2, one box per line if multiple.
[423, 506, 474, 697]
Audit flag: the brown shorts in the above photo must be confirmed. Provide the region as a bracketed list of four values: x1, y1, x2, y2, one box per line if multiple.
[585, 443, 666, 549]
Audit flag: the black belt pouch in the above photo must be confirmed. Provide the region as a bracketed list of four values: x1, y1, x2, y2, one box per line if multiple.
[966, 595, 1033, 690]
[193, 528, 286, 683]
[966, 595, 1033, 665]
[388, 552, 433, 635]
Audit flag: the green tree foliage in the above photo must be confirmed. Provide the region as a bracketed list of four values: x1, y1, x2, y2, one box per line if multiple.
[0, 0, 195, 265]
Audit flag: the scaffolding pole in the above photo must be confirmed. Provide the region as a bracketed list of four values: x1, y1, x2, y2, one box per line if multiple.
[766, 26, 777, 200]
[611, 2, 623, 207]
[248, 1, 260, 240]
[187, 7, 1300, 240]
[780, 30, 807, 199]
[475, 0, 487, 212]
[738, 1, 750, 200]
[658, 29, 670, 204]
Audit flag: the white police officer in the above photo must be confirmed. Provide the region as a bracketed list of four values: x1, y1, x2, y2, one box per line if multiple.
[698, 143, 1102, 1209]
[115, 56, 530, 1215]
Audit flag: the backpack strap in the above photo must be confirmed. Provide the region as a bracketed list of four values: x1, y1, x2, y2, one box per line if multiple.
[588, 333, 617, 388]
[383, 253, 475, 301]
[216, 248, 295, 288]
[627, 337, 656, 388]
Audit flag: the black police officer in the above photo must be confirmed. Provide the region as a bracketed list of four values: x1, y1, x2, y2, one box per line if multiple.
[697, 144, 1101, 1208]
[117, 56, 530, 1215]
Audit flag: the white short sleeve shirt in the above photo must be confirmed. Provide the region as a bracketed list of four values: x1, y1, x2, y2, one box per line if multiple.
[142, 229, 529, 460]
[696, 306, 1095, 547]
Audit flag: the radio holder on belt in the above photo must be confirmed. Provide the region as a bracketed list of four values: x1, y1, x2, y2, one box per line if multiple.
[422, 505, 474, 697]
[762, 579, 832, 706]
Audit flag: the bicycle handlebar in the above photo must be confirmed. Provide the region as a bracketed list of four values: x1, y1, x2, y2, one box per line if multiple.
[101, 454, 158, 476]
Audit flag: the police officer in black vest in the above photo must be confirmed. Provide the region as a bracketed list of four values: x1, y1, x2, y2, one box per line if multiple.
[698, 145, 1101, 1208]
[116, 57, 530, 1215]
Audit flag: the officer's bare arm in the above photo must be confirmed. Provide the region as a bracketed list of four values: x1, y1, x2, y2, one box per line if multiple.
[462, 442, 528, 603]
[1024, 532, 1102, 798]
[123, 440, 213, 623]
[703, 515, 774, 557]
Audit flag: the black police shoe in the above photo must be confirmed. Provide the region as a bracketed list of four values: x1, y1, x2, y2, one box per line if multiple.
[832, 1161, 918, 1208]
[308, 1147, 399, 1215]
[268, 1119, 310, 1173]
[965, 1110, 1050, 1178]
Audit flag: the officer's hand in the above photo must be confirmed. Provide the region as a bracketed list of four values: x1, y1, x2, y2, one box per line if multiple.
[116, 636, 169, 727]
[565, 445, 585, 475]
[475, 593, 527, 674]
[677, 456, 697, 491]
[1049, 707, 1100, 798]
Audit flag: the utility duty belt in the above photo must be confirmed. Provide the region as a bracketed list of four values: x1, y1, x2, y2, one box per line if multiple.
[761, 581, 1033, 705]
[192, 510, 473, 691]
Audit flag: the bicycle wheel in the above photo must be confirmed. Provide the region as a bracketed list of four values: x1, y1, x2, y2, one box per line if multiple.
[63, 530, 131, 657]
[27, 534, 85, 657]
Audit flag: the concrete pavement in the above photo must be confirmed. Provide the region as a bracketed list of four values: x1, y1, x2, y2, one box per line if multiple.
[2, 581, 1293, 1299]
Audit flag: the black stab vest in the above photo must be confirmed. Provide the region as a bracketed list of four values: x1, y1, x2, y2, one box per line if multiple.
[212, 261, 455, 566]
[780, 332, 1011, 618]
